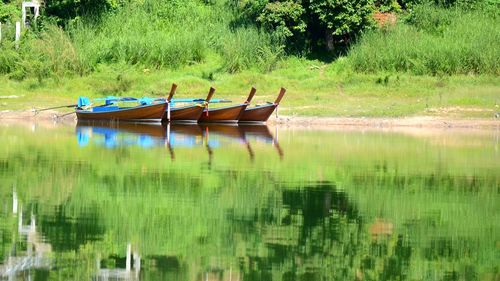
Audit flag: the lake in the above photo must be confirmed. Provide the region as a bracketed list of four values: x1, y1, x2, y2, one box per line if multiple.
[0, 122, 498, 281]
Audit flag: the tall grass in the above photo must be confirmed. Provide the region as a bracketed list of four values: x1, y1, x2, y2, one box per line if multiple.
[1, 25, 85, 80]
[0, 0, 284, 80]
[70, 0, 284, 73]
[214, 27, 284, 73]
[348, 5, 500, 75]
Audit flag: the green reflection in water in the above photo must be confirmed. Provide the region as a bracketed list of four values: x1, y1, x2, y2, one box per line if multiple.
[0, 123, 498, 281]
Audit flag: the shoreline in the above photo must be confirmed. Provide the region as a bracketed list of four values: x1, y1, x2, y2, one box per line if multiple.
[267, 116, 500, 129]
[1, 110, 499, 130]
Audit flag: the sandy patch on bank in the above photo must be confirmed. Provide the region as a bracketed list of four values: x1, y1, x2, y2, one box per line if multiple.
[1, 110, 498, 129]
[267, 116, 499, 129]
[0, 110, 76, 124]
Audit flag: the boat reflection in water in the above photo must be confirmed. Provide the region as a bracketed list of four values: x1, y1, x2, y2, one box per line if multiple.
[75, 122, 284, 161]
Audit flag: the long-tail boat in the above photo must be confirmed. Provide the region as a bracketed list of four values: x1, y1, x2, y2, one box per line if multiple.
[76, 98, 168, 123]
[165, 87, 216, 123]
[198, 88, 256, 123]
[239, 87, 286, 123]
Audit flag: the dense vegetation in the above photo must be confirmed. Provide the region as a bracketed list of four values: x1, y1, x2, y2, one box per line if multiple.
[0, 0, 498, 82]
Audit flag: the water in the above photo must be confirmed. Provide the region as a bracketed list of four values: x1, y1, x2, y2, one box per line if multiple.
[0, 122, 498, 281]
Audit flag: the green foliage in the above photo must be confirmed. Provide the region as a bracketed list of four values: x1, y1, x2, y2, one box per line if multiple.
[0, 1, 19, 22]
[44, 0, 138, 23]
[309, 0, 375, 38]
[1, 0, 499, 80]
[257, 1, 307, 38]
[228, 0, 268, 25]
[12, 26, 86, 82]
[232, 0, 376, 51]
[0, 42, 19, 74]
[348, 5, 500, 75]
[216, 27, 284, 73]
[376, 0, 403, 12]
[404, 3, 461, 34]
[0, 0, 284, 79]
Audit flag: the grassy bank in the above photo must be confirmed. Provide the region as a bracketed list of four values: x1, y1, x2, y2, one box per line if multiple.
[0, 57, 498, 118]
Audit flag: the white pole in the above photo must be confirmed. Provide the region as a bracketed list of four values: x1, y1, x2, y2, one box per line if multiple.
[15, 21, 21, 48]
[22, 3, 27, 27]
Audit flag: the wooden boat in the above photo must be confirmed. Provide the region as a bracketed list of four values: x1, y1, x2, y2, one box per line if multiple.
[239, 87, 286, 123]
[76, 101, 168, 122]
[165, 87, 215, 123]
[198, 88, 256, 123]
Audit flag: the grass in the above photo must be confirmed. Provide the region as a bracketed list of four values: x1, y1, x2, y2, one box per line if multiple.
[349, 5, 500, 75]
[0, 0, 284, 80]
[0, 57, 498, 118]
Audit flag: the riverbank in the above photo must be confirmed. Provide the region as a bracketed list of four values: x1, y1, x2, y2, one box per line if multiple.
[1, 109, 498, 130]
[0, 60, 499, 119]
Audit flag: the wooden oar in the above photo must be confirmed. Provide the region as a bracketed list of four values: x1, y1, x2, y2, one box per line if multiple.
[33, 104, 77, 115]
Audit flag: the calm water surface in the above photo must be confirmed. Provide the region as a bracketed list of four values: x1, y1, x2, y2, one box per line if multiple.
[0, 122, 498, 281]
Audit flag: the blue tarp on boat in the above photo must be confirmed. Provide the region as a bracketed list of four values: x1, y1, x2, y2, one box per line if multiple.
[77, 97, 91, 108]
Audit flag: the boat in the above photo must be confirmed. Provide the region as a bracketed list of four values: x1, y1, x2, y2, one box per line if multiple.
[198, 88, 256, 123]
[76, 99, 168, 123]
[164, 87, 216, 123]
[239, 87, 286, 123]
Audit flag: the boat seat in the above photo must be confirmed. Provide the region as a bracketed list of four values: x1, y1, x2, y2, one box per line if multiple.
[93, 106, 119, 112]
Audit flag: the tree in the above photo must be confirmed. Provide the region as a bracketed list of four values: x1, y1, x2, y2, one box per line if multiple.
[0, 1, 20, 22]
[309, 0, 375, 50]
[44, 0, 135, 24]
[257, 0, 307, 38]
[232, 0, 376, 53]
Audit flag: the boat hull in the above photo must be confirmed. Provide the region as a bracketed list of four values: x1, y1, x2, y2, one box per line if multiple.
[76, 103, 167, 122]
[238, 104, 277, 123]
[165, 105, 205, 123]
[198, 104, 247, 123]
